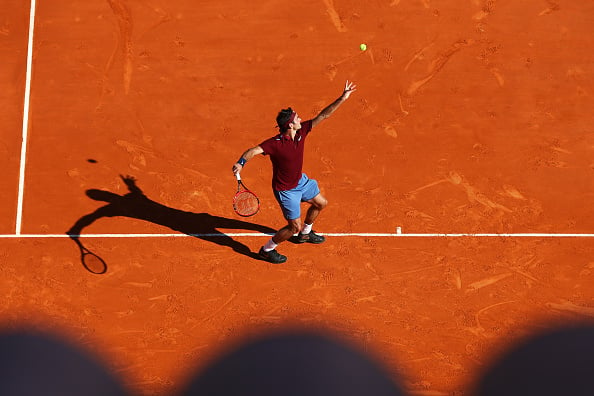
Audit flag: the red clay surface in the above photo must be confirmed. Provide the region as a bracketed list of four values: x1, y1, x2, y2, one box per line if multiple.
[2, 0, 594, 394]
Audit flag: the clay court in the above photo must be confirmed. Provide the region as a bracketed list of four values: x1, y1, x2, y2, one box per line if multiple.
[2, 0, 594, 394]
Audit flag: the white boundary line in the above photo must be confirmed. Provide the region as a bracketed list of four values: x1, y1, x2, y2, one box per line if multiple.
[0, 233, 594, 238]
[15, 0, 37, 235]
[7, 1, 593, 242]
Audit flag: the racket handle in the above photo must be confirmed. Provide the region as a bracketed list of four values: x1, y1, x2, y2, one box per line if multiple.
[235, 172, 241, 181]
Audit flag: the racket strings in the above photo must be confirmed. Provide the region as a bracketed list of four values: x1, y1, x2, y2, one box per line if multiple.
[234, 192, 259, 216]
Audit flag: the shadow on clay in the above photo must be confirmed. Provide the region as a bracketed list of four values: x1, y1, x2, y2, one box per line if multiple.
[66, 175, 276, 273]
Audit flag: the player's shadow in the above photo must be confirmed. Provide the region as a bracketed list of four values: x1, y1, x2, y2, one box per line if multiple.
[66, 175, 275, 262]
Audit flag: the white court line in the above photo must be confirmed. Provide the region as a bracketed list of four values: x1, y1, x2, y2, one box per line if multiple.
[8, 1, 592, 242]
[15, 0, 37, 235]
[0, 233, 594, 238]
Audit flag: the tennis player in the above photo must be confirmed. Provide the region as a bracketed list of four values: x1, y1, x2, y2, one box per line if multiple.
[232, 81, 357, 263]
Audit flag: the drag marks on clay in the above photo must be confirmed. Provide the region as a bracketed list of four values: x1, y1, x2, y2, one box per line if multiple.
[66, 167, 93, 189]
[387, 256, 447, 277]
[538, 1, 560, 17]
[471, 1, 497, 37]
[0, 23, 9, 36]
[550, 146, 572, 155]
[451, 172, 512, 213]
[497, 257, 548, 287]
[90, 27, 119, 111]
[500, 185, 526, 200]
[384, 124, 398, 138]
[136, 0, 171, 39]
[547, 300, 594, 317]
[472, 9, 490, 22]
[125, 281, 155, 288]
[325, 46, 372, 81]
[406, 179, 449, 199]
[472, 0, 497, 21]
[466, 273, 512, 291]
[529, 139, 574, 170]
[489, 67, 504, 87]
[322, 0, 347, 32]
[406, 171, 513, 227]
[325, 64, 338, 81]
[198, 292, 238, 325]
[451, 268, 463, 290]
[357, 97, 379, 117]
[99, 2, 172, 97]
[364, 262, 382, 281]
[407, 39, 475, 96]
[116, 140, 155, 170]
[299, 294, 337, 311]
[478, 44, 505, 87]
[398, 94, 409, 116]
[106, 0, 134, 94]
[404, 41, 435, 72]
[404, 209, 438, 232]
[472, 300, 518, 337]
[419, 0, 431, 9]
[248, 305, 287, 325]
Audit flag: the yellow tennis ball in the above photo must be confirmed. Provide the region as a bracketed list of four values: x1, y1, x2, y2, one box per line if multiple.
[359, 43, 367, 51]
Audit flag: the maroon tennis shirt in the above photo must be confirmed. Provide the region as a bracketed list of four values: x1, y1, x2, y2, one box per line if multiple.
[259, 120, 313, 191]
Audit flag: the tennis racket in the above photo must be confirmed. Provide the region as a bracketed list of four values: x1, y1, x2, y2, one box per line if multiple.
[233, 173, 260, 217]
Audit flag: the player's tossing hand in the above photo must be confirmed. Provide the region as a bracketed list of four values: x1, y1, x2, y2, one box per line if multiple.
[342, 80, 357, 100]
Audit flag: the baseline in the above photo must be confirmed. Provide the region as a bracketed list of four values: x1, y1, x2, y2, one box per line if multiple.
[0, 233, 594, 238]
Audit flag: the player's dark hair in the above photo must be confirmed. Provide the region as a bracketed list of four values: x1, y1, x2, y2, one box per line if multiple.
[276, 108, 294, 132]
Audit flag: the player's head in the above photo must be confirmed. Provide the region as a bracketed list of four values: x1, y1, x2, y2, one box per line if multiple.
[276, 108, 301, 132]
[86, 189, 120, 202]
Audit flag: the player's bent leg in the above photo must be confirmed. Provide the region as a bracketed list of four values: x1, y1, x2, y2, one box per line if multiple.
[258, 219, 300, 264]
[274, 219, 301, 243]
[298, 194, 327, 244]
[303, 193, 327, 224]
[307, 193, 328, 211]
[261, 189, 303, 264]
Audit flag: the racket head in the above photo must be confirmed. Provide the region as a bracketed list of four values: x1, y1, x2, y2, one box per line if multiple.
[233, 190, 260, 217]
[81, 249, 107, 274]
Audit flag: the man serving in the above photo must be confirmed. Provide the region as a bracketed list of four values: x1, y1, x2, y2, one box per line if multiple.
[232, 81, 357, 263]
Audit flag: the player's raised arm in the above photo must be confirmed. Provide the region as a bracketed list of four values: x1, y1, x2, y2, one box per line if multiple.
[232, 145, 264, 175]
[311, 80, 357, 128]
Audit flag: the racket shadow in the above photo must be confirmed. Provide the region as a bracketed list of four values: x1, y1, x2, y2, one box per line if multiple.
[68, 235, 107, 275]
[66, 175, 276, 270]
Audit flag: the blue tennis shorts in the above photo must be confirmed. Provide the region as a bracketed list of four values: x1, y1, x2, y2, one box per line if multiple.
[273, 173, 320, 220]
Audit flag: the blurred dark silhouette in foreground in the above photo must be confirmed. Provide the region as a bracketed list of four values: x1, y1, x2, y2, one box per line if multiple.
[0, 330, 129, 396]
[176, 330, 406, 396]
[3, 324, 594, 395]
[472, 323, 594, 396]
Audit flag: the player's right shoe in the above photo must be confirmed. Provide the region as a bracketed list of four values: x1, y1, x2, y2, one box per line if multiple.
[258, 247, 287, 264]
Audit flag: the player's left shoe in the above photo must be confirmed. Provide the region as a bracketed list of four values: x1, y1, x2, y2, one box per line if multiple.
[296, 231, 325, 244]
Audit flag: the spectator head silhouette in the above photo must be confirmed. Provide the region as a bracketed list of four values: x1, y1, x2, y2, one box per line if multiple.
[473, 323, 594, 396]
[0, 330, 129, 396]
[177, 329, 406, 396]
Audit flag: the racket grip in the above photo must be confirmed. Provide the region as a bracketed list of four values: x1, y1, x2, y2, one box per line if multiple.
[235, 172, 241, 181]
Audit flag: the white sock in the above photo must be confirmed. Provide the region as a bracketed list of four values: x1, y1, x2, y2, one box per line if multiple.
[301, 223, 313, 235]
[263, 238, 278, 252]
